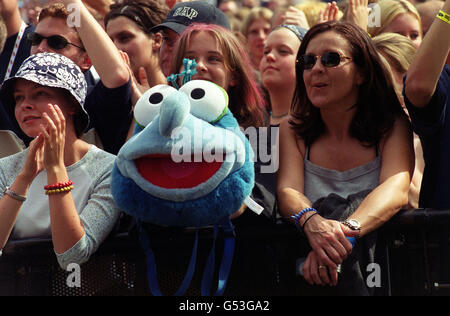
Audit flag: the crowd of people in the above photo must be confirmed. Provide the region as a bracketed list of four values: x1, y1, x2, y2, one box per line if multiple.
[0, 0, 448, 296]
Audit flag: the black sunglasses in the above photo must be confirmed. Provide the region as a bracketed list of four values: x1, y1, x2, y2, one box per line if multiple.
[298, 52, 352, 70]
[26, 32, 85, 51]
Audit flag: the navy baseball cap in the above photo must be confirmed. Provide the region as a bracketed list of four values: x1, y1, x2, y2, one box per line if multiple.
[150, 1, 231, 34]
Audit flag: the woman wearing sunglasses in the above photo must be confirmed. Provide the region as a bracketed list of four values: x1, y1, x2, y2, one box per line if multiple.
[277, 21, 414, 295]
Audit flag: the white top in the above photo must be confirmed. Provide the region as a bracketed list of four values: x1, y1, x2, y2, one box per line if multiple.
[0, 145, 121, 268]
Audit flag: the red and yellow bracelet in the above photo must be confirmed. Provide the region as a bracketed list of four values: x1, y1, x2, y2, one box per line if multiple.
[45, 180, 74, 195]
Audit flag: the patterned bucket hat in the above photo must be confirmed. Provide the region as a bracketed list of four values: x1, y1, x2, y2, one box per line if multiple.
[0, 52, 89, 132]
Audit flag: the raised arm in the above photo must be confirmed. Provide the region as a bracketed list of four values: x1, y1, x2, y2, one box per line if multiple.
[61, 0, 129, 88]
[404, 0, 450, 108]
[0, 0, 23, 37]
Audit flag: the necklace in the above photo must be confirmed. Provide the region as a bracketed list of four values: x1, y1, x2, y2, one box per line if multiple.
[270, 112, 288, 119]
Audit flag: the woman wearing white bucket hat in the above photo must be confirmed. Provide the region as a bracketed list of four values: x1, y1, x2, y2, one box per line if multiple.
[0, 52, 121, 269]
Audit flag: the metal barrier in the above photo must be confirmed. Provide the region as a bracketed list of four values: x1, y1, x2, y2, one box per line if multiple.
[0, 209, 449, 296]
[382, 209, 450, 296]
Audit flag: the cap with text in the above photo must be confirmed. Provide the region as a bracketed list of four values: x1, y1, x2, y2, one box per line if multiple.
[150, 1, 231, 34]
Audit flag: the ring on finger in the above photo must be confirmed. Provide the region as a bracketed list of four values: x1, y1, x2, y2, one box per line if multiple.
[318, 265, 326, 270]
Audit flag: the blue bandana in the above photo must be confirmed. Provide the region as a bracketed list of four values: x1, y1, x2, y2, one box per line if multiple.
[273, 24, 308, 41]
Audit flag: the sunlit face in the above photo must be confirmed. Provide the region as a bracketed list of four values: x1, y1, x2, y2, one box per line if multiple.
[183, 31, 236, 91]
[160, 28, 179, 77]
[32, 17, 88, 71]
[260, 28, 301, 89]
[13, 79, 75, 138]
[246, 18, 271, 66]
[106, 16, 157, 77]
[383, 13, 422, 48]
[302, 31, 364, 111]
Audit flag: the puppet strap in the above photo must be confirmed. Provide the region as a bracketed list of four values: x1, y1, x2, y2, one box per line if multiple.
[137, 217, 235, 296]
[201, 217, 235, 296]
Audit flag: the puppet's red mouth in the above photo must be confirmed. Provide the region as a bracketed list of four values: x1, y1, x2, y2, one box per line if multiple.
[134, 154, 223, 189]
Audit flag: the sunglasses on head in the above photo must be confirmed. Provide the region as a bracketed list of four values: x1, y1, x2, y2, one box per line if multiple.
[26, 32, 85, 51]
[298, 51, 352, 70]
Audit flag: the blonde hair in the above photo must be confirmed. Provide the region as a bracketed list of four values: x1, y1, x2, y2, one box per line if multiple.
[240, 7, 273, 36]
[295, 1, 327, 27]
[372, 32, 417, 75]
[367, 0, 422, 37]
[373, 32, 416, 99]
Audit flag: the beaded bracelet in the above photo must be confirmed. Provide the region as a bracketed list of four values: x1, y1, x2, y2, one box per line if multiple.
[290, 207, 317, 229]
[436, 10, 450, 25]
[44, 180, 74, 195]
[45, 185, 74, 195]
[44, 180, 74, 191]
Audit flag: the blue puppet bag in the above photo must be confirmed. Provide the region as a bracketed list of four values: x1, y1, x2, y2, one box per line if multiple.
[110, 60, 255, 296]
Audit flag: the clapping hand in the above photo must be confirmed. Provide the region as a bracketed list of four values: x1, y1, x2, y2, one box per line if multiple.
[39, 104, 66, 173]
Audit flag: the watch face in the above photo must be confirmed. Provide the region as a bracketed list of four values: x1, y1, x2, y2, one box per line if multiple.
[347, 219, 361, 230]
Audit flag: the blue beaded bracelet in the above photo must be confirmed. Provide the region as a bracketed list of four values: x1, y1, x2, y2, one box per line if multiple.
[290, 207, 317, 229]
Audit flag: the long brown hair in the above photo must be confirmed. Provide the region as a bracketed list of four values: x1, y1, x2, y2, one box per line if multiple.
[291, 21, 405, 147]
[170, 23, 266, 129]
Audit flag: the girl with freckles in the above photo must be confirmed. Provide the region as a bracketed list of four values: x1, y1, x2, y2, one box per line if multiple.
[0, 53, 121, 269]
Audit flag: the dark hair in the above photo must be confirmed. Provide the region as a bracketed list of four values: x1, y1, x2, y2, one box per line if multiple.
[291, 21, 405, 147]
[104, 0, 170, 35]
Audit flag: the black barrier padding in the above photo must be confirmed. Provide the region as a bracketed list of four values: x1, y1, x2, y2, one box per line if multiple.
[1, 209, 450, 296]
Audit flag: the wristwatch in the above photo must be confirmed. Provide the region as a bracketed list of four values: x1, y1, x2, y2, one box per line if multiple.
[342, 219, 361, 237]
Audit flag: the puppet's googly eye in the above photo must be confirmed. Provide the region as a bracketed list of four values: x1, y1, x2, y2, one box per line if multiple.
[134, 84, 178, 127]
[179, 80, 228, 123]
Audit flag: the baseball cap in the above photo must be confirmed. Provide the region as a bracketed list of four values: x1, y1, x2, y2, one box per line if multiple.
[0, 52, 90, 133]
[150, 1, 231, 34]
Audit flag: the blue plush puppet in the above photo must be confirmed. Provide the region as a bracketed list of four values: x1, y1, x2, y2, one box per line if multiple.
[110, 60, 255, 295]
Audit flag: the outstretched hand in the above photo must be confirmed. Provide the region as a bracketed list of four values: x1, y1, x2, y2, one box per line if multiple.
[318, 1, 339, 24]
[281, 6, 310, 29]
[345, 0, 369, 32]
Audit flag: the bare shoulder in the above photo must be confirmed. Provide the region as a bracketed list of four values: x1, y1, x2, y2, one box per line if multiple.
[379, 115, 412, 153]
[279, 119, 306, 159]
